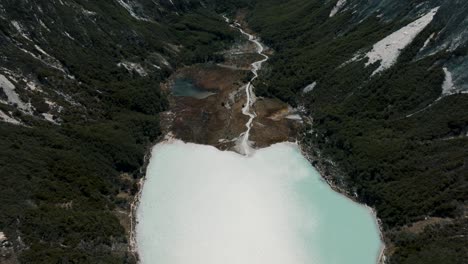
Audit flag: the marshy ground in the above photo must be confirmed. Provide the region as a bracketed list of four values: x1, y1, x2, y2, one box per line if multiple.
[160, 17, 302, 152]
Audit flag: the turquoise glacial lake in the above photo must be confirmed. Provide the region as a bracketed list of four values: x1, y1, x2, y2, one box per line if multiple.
[136, 141, 382, 264]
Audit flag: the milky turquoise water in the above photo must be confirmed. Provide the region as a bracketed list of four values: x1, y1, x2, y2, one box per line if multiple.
[136, 141, 382, 264]
[171, 78, 215, 99]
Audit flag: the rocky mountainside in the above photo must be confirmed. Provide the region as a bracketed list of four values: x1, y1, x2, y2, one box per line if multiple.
[0, 0, 237, 263]
[336, 0, 468, 92]
[0, 0, 235, 126]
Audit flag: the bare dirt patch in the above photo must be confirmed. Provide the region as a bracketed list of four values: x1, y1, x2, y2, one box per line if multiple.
[161, 24, 301, 152]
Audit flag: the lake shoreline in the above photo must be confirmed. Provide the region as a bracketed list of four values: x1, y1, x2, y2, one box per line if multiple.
[297, 139, 387, 264]
[128, 134, 386, 264]
[135, 140, 383, 263]
[127, 132, 182, 260]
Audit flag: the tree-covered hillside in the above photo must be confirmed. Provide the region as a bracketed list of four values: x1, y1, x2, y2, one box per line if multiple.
[0, 0, 237, 262]
[247, 0, 467, 263]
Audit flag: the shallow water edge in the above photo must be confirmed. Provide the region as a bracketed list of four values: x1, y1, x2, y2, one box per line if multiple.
[297, 140, 386, 264]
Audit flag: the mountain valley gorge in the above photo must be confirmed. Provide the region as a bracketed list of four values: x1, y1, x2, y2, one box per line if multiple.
[0, 1, 467, 263]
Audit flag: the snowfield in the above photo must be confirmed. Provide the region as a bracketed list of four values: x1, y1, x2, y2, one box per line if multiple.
[360, 7, 440, 76]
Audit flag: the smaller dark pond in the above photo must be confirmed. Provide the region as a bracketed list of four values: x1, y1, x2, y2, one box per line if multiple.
[172, 78, 216, 99]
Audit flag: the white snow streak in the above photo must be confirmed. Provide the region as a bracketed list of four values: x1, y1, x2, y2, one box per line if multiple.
[302, 82, 317, 94]
[0, 74, 31, 113]
[11, 21, 32, 41]
[442, 67, 456, 95]
[329, 0, 347, 17]
[17, 45, 71, 77]
[0, 110, 22, 125]
[39, 20, 51, 32]
[118, 61, 148, 77]
[362, 7, 439, 76]
[154, 53, 171, 67]
[115, 0, 151, 22]
[420, 32, 435, 52]
[286, 114, 303, 121]
[56, 91, 80, 106]
[82, 8, 96, 16]
[64, 32, 76, 41]
[42, 113, 57, 124]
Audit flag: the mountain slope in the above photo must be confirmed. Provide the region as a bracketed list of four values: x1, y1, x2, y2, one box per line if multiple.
[247, 0, 468, 263]
[0, 1, 236, 263]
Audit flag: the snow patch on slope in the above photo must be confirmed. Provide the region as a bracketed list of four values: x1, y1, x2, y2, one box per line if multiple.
[442, 67, 457, 95]
[154, 53, 171, 67]
[11, 21, 32, 41]
[16, 45, 73, 78]
[0, 110, 22, 125]
[118, 61, 148, 76]
[419, 33, 435, 52]
[286, 114, 302, 121]
[42, 113, 57, 124]
[442, 64, 468, 95]
[39, 20, 51, 32]
[329, 0, 347, 17]
[0, 74, 32, 113]
[358, 7, 439, 76]
[56, 90, 80, 107]
[116, 0, 151, 22]
[64, 32, 76, 41]
[81, 7, 97, 16]
[302, 82, 317, 94]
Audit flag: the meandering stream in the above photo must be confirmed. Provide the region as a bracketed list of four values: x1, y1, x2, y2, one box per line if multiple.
[228, 18, 270, 156]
